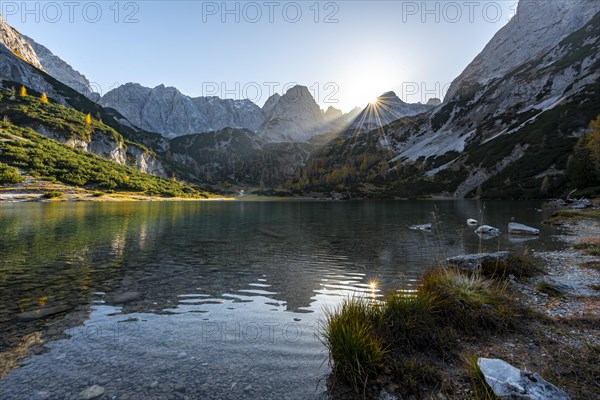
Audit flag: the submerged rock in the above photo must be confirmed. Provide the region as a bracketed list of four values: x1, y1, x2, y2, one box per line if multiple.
[475, 225, 502, 237]
[111, 291, 142, 304]
[17, 305, 69, 321]
[570, 198, 592, 209]
[508, 222, 540, 236]
[378, 389, 398, 400]
[446, 252, 509, 272]
[78, 385, 105, 399]
[477, 358, 570, 400]
[408, 223, 432, 232]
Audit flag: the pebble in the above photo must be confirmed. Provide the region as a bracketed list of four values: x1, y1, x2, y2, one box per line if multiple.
[78, 385, 105, 399]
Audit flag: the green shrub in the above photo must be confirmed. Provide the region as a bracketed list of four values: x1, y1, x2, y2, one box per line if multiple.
[420, 269, 519, 333]
[0, 162, 24, 184]
[0, 122, 208, 198]
[43, 191, 63, 199]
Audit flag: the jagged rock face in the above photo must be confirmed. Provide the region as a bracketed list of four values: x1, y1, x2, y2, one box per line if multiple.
[349, 91, 435, 131]
[0, 46, 69, 105]
[100, 83, 265, 137]
[259, 85, 326, 142]
[381, 3, 600, 189]
[0, 16, 43, 70]
[446, 0, 600, 101]
[324, 106, 343, 121]
[23, 35, 95, 98]
[34, 125, 167, 177]
[192, 97, 265, 134]
[262, 93, 281, 115]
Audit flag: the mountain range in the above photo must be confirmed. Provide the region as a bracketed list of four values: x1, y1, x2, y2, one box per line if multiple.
[1, 0, 599, 198]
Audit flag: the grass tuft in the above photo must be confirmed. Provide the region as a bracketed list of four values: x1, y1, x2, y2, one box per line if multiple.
[573, 238, 600, 256]
[420, 269, 520, 334]
[544, 209, 600, 224]
[392, 358, 442, 398]
[479, 253, 543, 279]
[535, 280, 564, 297]
[322, 267, 525, 395]
[321, 297, 386, 392]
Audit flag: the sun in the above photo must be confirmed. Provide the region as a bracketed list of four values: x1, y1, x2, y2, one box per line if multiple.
[368, 95, 380, 106]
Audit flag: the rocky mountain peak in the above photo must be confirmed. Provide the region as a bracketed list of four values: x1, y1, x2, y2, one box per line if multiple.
[378, 91, 404, 104]
[0, 16, 43, 70]
[99, 83, 265, 137]
[23, 35, 96, 98]
[262, 93, 281, 114]
[324, 106, 343, 121]
[349, 89, 436, 131]
[445, 0, 600, 101]
[259, 85, 326, 142]
[426, 98, 441, 106]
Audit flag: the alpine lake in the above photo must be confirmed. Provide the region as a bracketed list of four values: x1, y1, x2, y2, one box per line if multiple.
[0, 200, 566, 399]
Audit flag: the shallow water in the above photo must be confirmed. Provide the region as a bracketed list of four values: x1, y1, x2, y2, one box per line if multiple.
[0, 200, 565, 399]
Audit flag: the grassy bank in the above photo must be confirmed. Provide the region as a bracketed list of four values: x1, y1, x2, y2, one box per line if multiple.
[321, 258, 599, 399]
[0, 122, 211, 198]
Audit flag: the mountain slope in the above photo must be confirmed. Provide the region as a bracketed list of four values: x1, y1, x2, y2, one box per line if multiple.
[99, 83, 265, 137]
[259, 85, 326, 142]
[0, 121, 208, 198]
[348, 91, 436, 132]
[446, 0, 600, 101]
[24, 35, 96, 99]
[0, 16, 43, 70]
[168, 127, 314, 188]
[293, 1, 600, 199]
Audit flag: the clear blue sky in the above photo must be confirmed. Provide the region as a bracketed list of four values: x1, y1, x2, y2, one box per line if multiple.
[4, 1, 517, 112]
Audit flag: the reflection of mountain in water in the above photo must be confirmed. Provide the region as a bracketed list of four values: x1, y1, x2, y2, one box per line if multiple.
[0, 201, 554, 357]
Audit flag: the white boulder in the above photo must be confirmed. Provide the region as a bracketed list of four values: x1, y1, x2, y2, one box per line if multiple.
[508, 222, 540, 236]
[475, 225, 501, 237]
[477, 358, 570, 400]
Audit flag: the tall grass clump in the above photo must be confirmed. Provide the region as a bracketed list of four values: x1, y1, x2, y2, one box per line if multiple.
[322, 267, 524, 395]
[378, 291, 442, 351]
[479, 253, 543, 279]
[421, 268, 519, 333]
[321, 297, 386, 392]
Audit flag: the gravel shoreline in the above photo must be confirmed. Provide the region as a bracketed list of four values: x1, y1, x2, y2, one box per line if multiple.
[517, 219, 600, 320]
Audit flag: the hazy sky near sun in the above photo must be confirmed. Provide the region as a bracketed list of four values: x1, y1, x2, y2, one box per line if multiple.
[4, 1, 517, 112]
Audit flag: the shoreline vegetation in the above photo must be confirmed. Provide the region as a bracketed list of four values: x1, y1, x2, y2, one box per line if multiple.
[322, 209, 600, 400]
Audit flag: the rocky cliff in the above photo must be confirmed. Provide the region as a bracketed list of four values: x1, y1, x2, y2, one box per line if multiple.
[258, 85, 326, 143]
[24, 35, 96, 99]
[446, 0, 600, 101]
[0, 16, 43, 70]
[99, 83, 265, 137]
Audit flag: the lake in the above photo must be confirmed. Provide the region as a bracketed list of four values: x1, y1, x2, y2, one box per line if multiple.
[0, 200, 565, 399]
